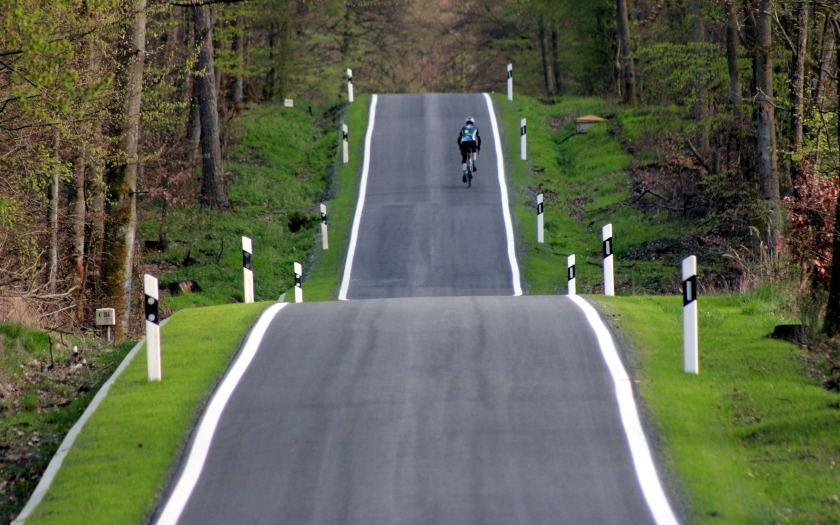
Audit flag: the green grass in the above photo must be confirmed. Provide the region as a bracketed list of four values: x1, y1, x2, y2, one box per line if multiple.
[593, 295, 840, 524]
[25, 302, 269, 524]
[498, 93, 693, 296]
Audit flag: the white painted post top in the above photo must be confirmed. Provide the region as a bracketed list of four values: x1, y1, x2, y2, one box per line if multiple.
[507, 63, 512, 72]
[242, 236, 252, 253]
[347, 68, 352, 79]
[682, 255, 697, 280]
[320, 203, 327, 215]
[294, 262, 302, 275]
[537, 193, 543, 205]
[144, 274, 158, 300]
[521, 118, 526, 127]
[568, 254, 575, 266]
[602, 223, 613, 241]
[342, 123, 348, 133]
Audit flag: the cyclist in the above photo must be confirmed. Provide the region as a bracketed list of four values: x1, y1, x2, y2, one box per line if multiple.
[457, 116, 481, 183]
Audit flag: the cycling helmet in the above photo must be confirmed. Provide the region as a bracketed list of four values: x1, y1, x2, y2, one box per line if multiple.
[466, 116, 475, 125]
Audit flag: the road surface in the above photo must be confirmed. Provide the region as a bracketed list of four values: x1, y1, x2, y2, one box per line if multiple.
[156, 93, 676, 525]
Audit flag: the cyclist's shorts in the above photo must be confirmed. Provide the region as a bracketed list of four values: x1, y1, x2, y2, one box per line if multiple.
[460, 142, 477, 163]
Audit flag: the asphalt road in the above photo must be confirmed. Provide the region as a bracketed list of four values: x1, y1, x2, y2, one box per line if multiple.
[156, 94, 675, 525]
[342, 94, 516, 299]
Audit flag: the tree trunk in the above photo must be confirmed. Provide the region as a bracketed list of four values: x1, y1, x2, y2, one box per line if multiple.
[102, 0, 146, 337]
[616, 0, 635, 104]
[551, 27, 561, 96]
[725, 0, 742, 120]
[754, 0, 781, 250]
[48, 130, 60, 295]
[691, 1, 708, 150]
[824, 15, 840, 338]
[233, 14, 245, 107]
[72, 144, 86, 312]
[790, 2, 809, 153]
[812, 12, 834, 168]
[193, 4, 230, 210]
[539, 19, 552, 96]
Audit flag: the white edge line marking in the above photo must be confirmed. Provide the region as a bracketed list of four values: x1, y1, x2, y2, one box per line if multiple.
[11, 318, 169, 525]
[155, 302, 287, 525]
[483, 92, 523, 296]
[569, 295, 680, 525]
[338, 94, 378, 301]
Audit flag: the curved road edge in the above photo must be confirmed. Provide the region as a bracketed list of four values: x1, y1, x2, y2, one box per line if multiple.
[154, 303, 287, 525]
[570, 295, 679, 525]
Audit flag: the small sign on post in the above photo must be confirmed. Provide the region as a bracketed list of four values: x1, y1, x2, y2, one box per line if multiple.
[342, 124, 349, 164]
[144, 274, 162, 381]
[682, 256, 699, 374]
[284, 99, 294, 108]
[95, 308, 116, 342]
[520, 118, 527, 160]
[320, 204, 329, 250]
[507, 63, 513, 101]
[602, 224, 615, 296]
[567, 255, 576, 296]
[294, 262, 303, 303]
[536, 193, 544, 244]
[346, 68, 354, 103]
[242, 236, 254, 304]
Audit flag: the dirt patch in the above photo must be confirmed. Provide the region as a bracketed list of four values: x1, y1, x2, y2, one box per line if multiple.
[0, 344, 128, 523]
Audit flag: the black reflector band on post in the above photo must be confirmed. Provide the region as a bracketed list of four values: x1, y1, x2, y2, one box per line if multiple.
[683, 275, 697, 306]
[521, 124, 526, 136]
[603, 238, 613, 258]
[243, 250, 252, 270]
[537, 202, 543, 215]
[295, 274, 302, 288]
[321, 211, 328, 225]
[145, 294, 159, 325]
[568, 265, 575, 281]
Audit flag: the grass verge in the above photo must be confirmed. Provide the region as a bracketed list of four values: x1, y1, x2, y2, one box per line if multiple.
[592, 294, 840, 524]
[24, 302, 268, 524]
[301, 95, 370, 300]
[497, 93, 697, 295]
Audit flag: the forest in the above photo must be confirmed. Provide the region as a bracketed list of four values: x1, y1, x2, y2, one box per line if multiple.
[2, 0, 840, 337]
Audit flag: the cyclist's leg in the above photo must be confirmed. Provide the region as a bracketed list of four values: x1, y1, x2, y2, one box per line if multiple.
[460, 144, 470, 181]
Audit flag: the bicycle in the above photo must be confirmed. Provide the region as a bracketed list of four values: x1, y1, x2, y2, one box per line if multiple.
[463, 159, 473, 188]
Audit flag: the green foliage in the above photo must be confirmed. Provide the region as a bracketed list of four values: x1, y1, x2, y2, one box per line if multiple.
[139, 100, 342, 308]
[634, 42, 730, 108]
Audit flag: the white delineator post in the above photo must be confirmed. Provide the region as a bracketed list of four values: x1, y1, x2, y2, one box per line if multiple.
[346, 68, 354, 103]
[507, 63, 513, 101]
[294, 262, 303, 303]
[567, 254, 576, 296]
[144, 274, 162, 381]
[320, 204, 329, 250]
[682, 255, 699, 374]
[536, 193, 544, 243]
[520, 118, 527, 160]
[602, 223, 615, 296]
[242, 236, 254, 304]
[342, 124, 349, 164]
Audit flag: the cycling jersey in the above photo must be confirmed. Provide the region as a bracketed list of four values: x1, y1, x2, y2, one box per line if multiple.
[460, 125, 478, 142]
